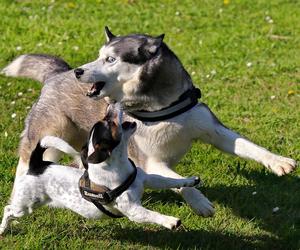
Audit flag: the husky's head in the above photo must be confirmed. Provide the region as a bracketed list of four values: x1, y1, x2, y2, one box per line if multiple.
[75, 27, 193, 111]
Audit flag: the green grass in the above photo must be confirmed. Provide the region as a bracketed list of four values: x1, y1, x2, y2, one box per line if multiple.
[0, 0, 299, 249]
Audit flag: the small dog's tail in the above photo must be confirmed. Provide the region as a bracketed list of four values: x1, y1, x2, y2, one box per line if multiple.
[28, 136, 82, 175]
[1, 54, 71, 83]
[40, 136, 82, 167]
[28, 141, 52, 175]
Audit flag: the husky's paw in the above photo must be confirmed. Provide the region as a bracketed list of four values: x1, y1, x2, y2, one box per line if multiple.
[164, 216, 181, 230]
[181, 187, 214, 217]
[265, 155, 297, 176]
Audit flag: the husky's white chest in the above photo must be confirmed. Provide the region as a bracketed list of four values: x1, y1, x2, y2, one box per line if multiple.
[130, 114, 194, 167]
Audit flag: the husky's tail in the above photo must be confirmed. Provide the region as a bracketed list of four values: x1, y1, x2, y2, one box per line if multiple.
[1, 54, 71, 83]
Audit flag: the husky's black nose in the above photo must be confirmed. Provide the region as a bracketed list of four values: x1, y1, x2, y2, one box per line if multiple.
[74, 68, 84, 79]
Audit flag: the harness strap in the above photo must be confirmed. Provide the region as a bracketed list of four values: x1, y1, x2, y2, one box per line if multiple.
[79, 159, 137, 218]
[90, 200, 123, 218]
[108, 159, 137, 199]
[126, 87, 201, 122]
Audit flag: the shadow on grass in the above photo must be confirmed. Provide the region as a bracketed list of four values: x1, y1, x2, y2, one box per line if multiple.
[2, 168, 298, 249]
[4, 222, 275, 249]
[142, 168, 300, 249]
[113, 227, 273, 249]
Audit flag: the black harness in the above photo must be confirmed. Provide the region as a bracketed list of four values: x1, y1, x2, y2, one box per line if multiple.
[79, 159, 137, 218]
[126, 87, 201, 122]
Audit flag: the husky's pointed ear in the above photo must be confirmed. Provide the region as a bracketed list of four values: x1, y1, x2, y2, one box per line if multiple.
[104, 26, 115, 42]
[156, 34, 165, 42]
[147, 34, 165, 55]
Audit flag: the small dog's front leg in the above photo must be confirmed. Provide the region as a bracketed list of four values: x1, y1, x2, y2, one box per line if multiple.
[144, 172, 201, 189]
[119, 204, 181, 230]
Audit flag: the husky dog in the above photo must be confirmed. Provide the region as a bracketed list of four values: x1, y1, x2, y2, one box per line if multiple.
[1, 27, 296, 217]
[0, 105, 201, 234]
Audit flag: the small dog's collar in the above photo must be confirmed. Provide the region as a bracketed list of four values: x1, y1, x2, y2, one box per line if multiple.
[126, 87, 201, 122]
[78, 159, 137, 218]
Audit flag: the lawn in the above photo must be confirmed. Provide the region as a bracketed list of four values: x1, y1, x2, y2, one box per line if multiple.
[0, 0, 299, 249]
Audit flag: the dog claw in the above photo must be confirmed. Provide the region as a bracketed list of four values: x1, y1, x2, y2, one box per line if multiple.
[194, 177, 201, 186]
[172, 219, 182, 230]
[266, 156, 297, 176]
[168, 219, 181, 230]
[191, 176, 202, 187]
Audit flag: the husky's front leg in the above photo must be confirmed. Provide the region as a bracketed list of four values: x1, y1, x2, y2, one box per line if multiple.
[145, 160, 215, 217]
[191, 103, 296, 176]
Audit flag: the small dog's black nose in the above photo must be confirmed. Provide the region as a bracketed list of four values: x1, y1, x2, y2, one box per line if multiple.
[74, 68, 84, 79]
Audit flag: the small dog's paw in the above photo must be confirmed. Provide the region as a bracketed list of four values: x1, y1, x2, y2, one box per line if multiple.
[266, 156, 297, 176]
[0, 227, 6, 236]
[193, 176, 201, 187]
[183, 176, 202, 187]
[171, 219, 181, 230]
[165, 217, 181, 230]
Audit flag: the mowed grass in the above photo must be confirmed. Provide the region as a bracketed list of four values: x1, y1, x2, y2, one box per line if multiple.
[0, 0, 299, 249]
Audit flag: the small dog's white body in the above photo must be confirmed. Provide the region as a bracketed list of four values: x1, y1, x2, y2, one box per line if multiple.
[1, 159, 195, 231]
[0, 109, 200, 234]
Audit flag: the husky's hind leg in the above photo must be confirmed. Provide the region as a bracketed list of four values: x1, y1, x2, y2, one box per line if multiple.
[191, 103, 296, 176]
[42, 147, 62, 162]
[15, 158, 29, 178]
[17, 131, 62, 178]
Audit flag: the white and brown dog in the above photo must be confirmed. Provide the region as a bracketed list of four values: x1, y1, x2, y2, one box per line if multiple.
[0, 105, 200, 234]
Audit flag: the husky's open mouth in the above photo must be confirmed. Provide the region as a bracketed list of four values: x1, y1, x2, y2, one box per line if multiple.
[87, 82, 105, 97]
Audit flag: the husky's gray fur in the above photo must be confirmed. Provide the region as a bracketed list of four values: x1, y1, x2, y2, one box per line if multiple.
[1, 28, 296, 217]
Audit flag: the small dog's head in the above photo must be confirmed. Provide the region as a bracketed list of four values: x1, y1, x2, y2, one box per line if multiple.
[81, 104, 136, 167]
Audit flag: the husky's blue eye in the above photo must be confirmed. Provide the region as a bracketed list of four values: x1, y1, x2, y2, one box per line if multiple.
[106, 56, 116, 63]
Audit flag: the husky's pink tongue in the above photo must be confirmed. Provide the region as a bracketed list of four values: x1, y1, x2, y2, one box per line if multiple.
[87, 82, 105, 97]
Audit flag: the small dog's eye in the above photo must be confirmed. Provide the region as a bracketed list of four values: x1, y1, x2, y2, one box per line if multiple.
[106, 56, 116, 63]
